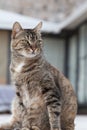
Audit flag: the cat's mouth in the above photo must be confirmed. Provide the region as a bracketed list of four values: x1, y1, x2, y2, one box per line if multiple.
[27, 53, 37, 58]
[21, 51, 38, 58]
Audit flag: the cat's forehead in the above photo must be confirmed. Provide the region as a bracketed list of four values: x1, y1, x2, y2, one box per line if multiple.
[24, 29, 36, 35]
[15, 29, 36, 39]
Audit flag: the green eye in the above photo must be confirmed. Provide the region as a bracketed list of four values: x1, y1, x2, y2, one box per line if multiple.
[21, 39, 24, 42]
[26, 41, 30, 46]
[26, 41, 32, 48]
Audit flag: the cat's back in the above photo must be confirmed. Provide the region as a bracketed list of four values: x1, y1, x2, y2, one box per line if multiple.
[46, 62, 76, 96]
[46, 62, 77, 121]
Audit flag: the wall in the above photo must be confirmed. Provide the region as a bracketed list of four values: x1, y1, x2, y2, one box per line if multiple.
[0, 30, 9, 84]
[44, 37, 65, 72]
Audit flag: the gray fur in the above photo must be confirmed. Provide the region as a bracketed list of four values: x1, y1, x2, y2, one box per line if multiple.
[0, 22, 77, 130]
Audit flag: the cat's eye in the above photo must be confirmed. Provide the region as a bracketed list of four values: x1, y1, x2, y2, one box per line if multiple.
[36, 48, 40, 52]
[21, 39, 25, 43]
[26, 41, 32, 47]
[26, 41, 29, 44]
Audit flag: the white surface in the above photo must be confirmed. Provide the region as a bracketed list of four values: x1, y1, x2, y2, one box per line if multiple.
[0, 115, 87, 130]
[0, 86, 15, 112]
[75, 115, 87, 130]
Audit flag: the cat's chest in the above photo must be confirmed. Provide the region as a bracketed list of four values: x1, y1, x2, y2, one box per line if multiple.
[21, 86, 43, 109]
[15, 62, 24, 73]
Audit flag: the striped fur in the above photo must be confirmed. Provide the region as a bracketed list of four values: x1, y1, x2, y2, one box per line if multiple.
[0, 22, 77, 130]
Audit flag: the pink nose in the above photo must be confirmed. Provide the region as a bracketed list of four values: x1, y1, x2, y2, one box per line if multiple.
[32, 47, 36, 52]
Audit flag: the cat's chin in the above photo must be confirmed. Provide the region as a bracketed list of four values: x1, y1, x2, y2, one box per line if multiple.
[21, 51, 37, 58]
[26, 54, 37, 58]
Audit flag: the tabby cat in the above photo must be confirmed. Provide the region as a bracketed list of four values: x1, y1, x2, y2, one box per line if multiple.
[0, 22, 77, 130]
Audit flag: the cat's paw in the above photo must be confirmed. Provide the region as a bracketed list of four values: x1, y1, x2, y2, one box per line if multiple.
[21, 128, 29, 130]
[21, 126, 40, 130]
[14, 128, 20, 130]
[31, 126, 40, 130]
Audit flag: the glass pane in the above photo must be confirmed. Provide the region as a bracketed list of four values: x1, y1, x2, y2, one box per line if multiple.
[68, 35, 77, 91]
[78, 25, 87, 104]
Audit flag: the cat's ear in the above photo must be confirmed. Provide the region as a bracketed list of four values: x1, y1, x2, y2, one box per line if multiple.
[11, 22, 23, 39]
[33, 22, 42, 32]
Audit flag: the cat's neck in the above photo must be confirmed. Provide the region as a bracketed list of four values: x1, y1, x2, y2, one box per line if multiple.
[11, 51, 46, 74]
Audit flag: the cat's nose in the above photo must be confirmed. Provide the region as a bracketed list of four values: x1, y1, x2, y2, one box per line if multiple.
[32, 48, 36, 54]
[32, 47, 36, 52]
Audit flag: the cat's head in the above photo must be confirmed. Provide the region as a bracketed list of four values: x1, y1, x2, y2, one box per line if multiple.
[11, 21, 43, 58]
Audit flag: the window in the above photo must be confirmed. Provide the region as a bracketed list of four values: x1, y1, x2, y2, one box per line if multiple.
[68, 24, 87, 105]
[68, 35, 77, 91]
[44, 37, 65, 72]
[78, 25, 87, 104]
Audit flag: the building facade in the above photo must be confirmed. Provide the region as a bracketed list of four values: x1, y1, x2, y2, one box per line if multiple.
[0, 21, 87, 110]
[0, 7, 87, 113]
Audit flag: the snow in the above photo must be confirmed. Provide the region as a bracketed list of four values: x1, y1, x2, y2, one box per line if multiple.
[0, 115, 87, 130]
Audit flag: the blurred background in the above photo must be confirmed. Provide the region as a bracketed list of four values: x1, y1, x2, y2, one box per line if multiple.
[0, 0, 87, 128]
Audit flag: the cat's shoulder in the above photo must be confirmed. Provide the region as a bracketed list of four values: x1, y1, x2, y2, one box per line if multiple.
[47, 62, 71, 87]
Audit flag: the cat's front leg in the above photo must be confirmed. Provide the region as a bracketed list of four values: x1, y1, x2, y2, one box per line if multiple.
[45, 92, 61, 130]
[42, 82, 62, 130]
[47, 105, 61, 130]
[21, 126, 40, 130]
